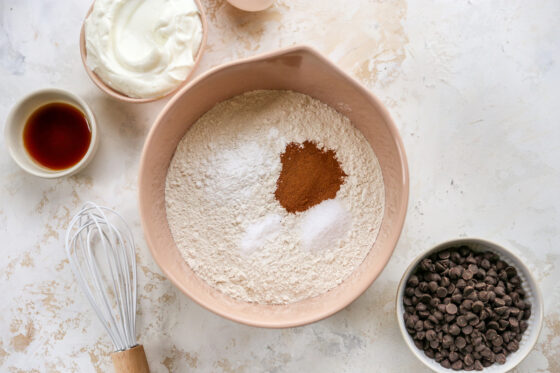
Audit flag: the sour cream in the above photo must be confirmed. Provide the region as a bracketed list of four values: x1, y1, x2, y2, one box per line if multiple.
[84, 0, 203, 99]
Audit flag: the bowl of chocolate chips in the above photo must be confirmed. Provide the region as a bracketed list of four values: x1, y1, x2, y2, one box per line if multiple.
[396, 238, 543, 372]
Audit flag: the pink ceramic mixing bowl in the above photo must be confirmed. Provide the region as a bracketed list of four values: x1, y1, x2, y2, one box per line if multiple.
[138, 46, 409, 327]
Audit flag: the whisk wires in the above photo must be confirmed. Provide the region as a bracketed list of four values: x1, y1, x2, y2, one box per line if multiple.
[65, 202, 137, 351]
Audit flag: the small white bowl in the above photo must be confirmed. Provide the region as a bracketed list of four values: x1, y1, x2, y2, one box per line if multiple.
[4, 88, 99, 178]
[396, 238, 543, 373]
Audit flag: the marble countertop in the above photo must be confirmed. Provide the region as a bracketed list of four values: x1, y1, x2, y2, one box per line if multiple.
[1, 0, 559, 372]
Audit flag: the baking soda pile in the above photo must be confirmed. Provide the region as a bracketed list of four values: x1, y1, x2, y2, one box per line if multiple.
[165, 90, 385, 304]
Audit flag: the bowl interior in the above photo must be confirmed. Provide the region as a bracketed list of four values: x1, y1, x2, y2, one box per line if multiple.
[79, 0, 208, 103]
[396, 238, 544, 373]
[4, 89, 98, 178]
[139, 46, 409, 327]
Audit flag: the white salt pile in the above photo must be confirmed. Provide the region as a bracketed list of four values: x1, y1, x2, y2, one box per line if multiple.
[300, 199, 352, 252]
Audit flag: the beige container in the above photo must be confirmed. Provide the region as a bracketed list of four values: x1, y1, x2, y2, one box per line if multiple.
[138, 46, 409, 328]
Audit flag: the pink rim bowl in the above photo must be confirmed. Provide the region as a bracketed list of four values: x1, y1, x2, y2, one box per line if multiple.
[138, 46, 410, 328]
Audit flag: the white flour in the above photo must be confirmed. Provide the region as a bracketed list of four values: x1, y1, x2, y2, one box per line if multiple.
[165, 90, 385, 304]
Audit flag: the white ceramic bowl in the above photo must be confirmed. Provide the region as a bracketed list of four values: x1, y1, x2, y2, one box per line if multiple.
[4, 88, 99, 178]
[396, 238, 543, 373]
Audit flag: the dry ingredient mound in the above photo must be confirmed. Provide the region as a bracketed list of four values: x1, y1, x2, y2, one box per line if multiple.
[165, 90, 385, 304]
[275, 140, 347, 213]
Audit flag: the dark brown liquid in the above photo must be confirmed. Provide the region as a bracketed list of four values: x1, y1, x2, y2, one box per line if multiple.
[23, 102, 92, 170]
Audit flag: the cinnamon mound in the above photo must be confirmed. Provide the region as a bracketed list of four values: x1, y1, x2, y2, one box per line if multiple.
[275, 141, 346, 213]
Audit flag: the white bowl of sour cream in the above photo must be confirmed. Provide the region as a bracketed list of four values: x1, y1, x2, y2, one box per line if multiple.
[79, 0, 207, 103]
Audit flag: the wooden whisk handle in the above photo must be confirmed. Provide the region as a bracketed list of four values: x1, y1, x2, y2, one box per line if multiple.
[111, 344, 150, 373]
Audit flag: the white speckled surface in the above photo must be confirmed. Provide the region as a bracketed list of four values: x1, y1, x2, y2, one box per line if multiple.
[1, 0, 559, 372]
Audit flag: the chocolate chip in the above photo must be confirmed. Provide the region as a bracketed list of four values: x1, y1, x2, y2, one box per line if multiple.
[486, 329, 497, 340]
[420, 258, 433, 271]
[474, 360, 484, 370]
[464, 353, 474, 366]
[462, 325, 474, 335]
[456, 336, 467, 349]
[426, 329, 437, 341]
[492, 335, 503, 347]
[474, 281, 486, 290]
[456, 278, 467, 289]
[451, 360, 463, 370]
[461, 299, 473, 311]
[463, 286, 475, 296]
[442, 334, 454, 347]
[405, 287, 414, 297]
[449, 324, 461, 336]
[494, 306, 508, 315]
[504, 266, 516, 278]
[494, 298, 506, 307]
[428, 281, 438, 293]
[436, 287, 448, 298]
[480, 347, 493, 360]
[424, 320, 434, 330]
[446, 303, 458, 315]
[449, 351, 460, 362]
[407, 275, 419, 287]
[425, 347, 434, 358]
[496, 353, 506, 364]
[445, 314, 456, 323]
[465, 312, 477, 321]
[474, 320, 485, 330]
[451, 293, 463, 304]
[496, 260, 507, 271]
[472, 301, 484, 313]
[420, 294, 432, 304]
[499, 319, 509, 331]
[506, 340, 519, 352]
[495, 286, 505, 297]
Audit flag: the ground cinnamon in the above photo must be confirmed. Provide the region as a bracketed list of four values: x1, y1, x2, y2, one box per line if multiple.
[275, 140, 346, 213]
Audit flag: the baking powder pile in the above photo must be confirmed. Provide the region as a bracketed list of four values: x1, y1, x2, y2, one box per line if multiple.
[165, 90, 385, 304]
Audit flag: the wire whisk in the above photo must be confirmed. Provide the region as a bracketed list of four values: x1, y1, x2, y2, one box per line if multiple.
[65, 202, 149, 373]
